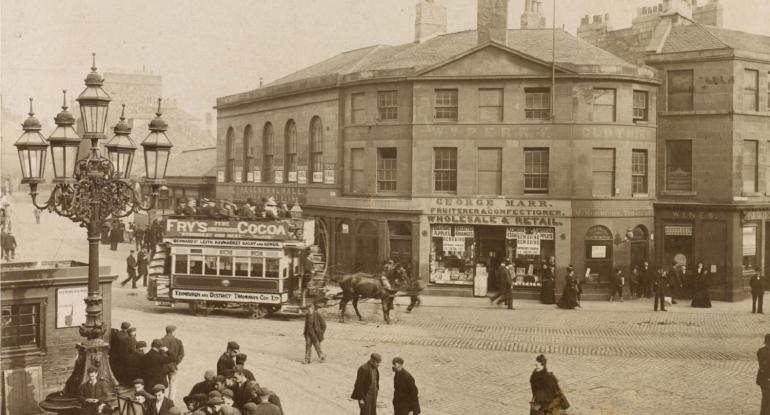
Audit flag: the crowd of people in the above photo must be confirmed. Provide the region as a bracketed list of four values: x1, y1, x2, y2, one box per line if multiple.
[173, 196, 294, 221]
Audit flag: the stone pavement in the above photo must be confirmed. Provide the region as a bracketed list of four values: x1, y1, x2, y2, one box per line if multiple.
[6, 192, 768, 414]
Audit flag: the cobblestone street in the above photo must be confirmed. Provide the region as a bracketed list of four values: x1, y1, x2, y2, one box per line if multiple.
[6, 194, 768, 414]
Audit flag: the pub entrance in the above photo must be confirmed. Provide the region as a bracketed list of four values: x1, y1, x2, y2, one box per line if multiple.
[477, 226, 506, 291]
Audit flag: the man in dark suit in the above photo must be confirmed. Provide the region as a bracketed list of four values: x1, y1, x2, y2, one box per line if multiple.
[757, 333, 770, 415]
[161, 325, 185, 402]
[125, 341, 148, 383]
[189, 370, 217, 396]
[217, 341, 240, 375]
[640, 260, 653, 298]
[110, 321, 131, 382]
[235, 354, 256, 381]
[502, 261, 514, 309]
[142, 339, 175, 389]
[351, 353, 381, 415]
[653, 269, 668, 312]
[137, 249, 149, 287]
[489, 260, 508, 304]
[751, 274, 765, 314]
[147, 384, 175, 415]
[78, 367, 109, 415]
[391, 357, 420, 415]
[121, 250, 138, 287]
[303, 302, 327, 364]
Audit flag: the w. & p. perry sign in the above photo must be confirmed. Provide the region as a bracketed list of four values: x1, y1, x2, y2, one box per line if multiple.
[165, 218, 291, 240]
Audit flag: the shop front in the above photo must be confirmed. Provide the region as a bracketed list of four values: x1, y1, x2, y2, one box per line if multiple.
[420, 197, 570, 297]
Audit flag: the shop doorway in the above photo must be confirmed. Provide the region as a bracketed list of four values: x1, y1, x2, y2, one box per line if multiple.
[629, 225, 649, 270]
[334, 221, 351, 274]
[663, 223, 693, 267]
[355, 221, 380, 274]
[388, 222, 412, 267]
[477, 227, 506, 290]
[585, 225, 613, 283]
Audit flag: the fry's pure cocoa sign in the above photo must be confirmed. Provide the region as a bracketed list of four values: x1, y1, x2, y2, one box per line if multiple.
[165, 218, 290, 240]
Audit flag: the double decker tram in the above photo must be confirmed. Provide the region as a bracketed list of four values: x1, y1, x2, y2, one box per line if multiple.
[147, 214, 324, 318]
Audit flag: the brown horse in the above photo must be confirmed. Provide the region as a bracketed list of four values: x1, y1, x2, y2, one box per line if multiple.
[337, 273, 397, 323]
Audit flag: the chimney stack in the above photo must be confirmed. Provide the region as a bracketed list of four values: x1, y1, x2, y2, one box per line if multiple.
[415, 0, 447, 43]
[521, 0, 546, 29]
[477, 0, 509, 44]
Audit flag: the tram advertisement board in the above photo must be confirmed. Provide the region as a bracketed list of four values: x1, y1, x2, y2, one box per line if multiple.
[165, 218, 292, 240]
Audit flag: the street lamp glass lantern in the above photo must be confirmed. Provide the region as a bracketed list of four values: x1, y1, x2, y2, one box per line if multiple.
[141, 99, 173, 182]
[76, 53, 111, 140]
[105, 105, 137, 179]
[14, 98, 49, 184]
[48, 90, 81, 182]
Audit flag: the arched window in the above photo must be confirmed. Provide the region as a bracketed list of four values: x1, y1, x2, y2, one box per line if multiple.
[225, 127, 235, 182]
[310, 117, 323, 181]
[243, 125, 253, 181]
[262, 123, 274, 183]
[285, 120, 297, 182]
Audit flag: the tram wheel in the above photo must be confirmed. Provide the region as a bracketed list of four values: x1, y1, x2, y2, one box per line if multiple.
[190, 301, 213, 316]
[246, 304, 267, 319]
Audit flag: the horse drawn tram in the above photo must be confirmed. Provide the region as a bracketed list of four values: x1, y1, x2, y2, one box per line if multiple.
[147, 213, 326, 318]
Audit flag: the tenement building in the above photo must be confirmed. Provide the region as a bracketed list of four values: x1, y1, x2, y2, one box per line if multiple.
[577, 0, 770, 300]
[214, 0, 659, 296]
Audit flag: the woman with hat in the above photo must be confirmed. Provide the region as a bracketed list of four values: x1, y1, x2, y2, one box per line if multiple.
[557, 267, 579, 310]
[539, 263, 556, 305]
[529, 354, 569, 415]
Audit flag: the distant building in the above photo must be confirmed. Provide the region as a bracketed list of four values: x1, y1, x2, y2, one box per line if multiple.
[214, 0, 659, 297]
[577, 0, 770, 300]
[141, 146, 217, 212]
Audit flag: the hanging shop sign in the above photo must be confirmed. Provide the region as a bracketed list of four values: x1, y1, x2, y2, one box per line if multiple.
[515, 234, 541, 256]
[431, 225, 452, 237]
[442, 236, 466, 253]
[454, 226, 475, 238]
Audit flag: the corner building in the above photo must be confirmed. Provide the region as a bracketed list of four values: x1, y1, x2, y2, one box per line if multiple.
[577, 0, 770, 300]
[215, 0, 659, 297]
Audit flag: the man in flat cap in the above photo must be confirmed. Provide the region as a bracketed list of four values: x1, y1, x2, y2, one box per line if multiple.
[147, 384, 175, 415]
[78, 367, 108, 415]
[235, 354, 256, 381]
[110, 321, 131, 382]
[249, 388, 281, 415]
[391, 357, 421, 415]
[218, 341, 240, 375]
[205, 395, 225, 414]
[352, 353, 381, 415]
[242, 402, 259, 415]
[758, 333, 770, 415]
[161, 325, 185, 401]
[220, 389, 241, 415]
[124, 341, 147, 383]
[303, 301, 326, 364]
[142, 339, 175, 391]
[190, 370, 217, 396]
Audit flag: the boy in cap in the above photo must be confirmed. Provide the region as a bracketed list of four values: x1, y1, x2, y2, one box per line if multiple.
[161, 325, 185, 401]
[149, 384, 175, 415]
[217, 341, 240, 375]
[392, 357, 421, 415]
[235, 354, 256, 381]
[78, 367, 108, 415]
[251, 388, 281, 415]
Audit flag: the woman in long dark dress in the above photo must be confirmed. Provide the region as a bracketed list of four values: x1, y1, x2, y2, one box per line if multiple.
[557, 269, 579, 309]
[691, 262, 712, 308]
[530, 354, 568, 415]
[540, 263, 556, 304]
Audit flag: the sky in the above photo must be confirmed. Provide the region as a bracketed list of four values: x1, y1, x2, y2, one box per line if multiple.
[2, 0, 769, 126]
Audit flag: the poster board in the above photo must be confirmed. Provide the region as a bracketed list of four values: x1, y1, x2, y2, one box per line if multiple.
[56, 286, 87, 328]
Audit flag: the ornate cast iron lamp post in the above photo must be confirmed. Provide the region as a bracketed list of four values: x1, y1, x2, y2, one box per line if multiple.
[14, 54, 172, 413]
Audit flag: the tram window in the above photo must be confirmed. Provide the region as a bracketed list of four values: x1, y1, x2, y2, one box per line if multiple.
[250, 260, 264, 278]
[204, 256, 217, 275]
[219, 256, 234, 276]
[189, 256, 203, 274]
[175, 255, 188, 274]
[234, 257, 249, 277]
[266, 259, 280, 278]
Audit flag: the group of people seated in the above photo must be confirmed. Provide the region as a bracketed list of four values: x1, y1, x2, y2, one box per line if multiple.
[174, 197, 295, 221]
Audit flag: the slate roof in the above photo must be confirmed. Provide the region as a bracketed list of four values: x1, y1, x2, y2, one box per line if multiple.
[661, 24, 770, 55]
[269, 29, 645, 87]
[165, 147, 217, 177]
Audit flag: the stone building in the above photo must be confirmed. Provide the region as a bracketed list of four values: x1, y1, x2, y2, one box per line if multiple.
[577, 0, 770, 300]
[215, 0, 659, 297]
